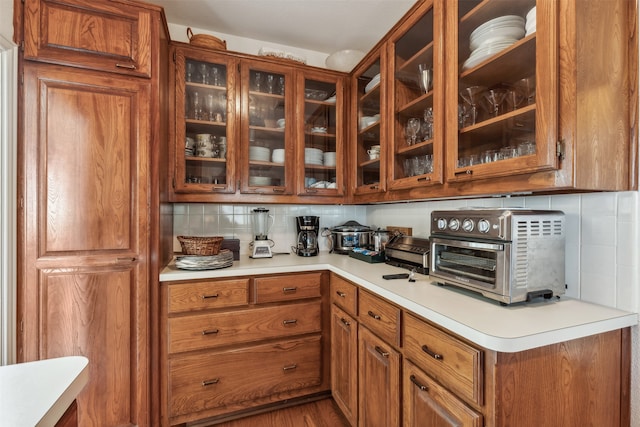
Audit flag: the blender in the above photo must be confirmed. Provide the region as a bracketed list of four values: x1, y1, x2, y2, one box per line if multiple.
[251, 207, 274, 258]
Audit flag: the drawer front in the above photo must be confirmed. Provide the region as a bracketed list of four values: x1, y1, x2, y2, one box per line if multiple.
[358, 291, 400, 347]
[168, 301, 321, 353]
[168, 279, 249, 313]
[169, 336, 322, 418]
[330, 275, 358, 316]
[23, 0, 153, 77]
[254, 272, 322, 303]
[404, 313, 483, 405]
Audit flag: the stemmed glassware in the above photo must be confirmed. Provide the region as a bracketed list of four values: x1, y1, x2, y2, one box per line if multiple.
[198, 63, 208, 84]
[417, 64, 432, 94]
[482, 88, 508, 118]
[206, 94, 215, 121]
[459, 86, 485, 126]
[186, 62, 194, 82]
[254, 72, 262, 92]
[279, 76, 285, 95]
[266, 74, 275, 94]
[210, 66, 220, 86]
[406, 118, 421, 145]
[421, 108, 434, 141]
[514, 76, 536, 105]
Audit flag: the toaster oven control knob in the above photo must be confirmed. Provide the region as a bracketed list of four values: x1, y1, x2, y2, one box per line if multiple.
[436, 218, 448, 230]
[477, 219, 491, 233]
[462, 218, 475, 232]
[448, 218, 460, 231]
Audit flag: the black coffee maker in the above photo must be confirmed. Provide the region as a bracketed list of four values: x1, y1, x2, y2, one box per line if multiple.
[295, 216, 319, 257]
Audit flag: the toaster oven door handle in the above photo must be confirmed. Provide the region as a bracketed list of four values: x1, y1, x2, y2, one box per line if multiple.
[437, 238, 504, 251]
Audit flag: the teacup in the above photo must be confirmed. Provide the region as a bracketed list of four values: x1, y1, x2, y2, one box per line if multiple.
[277, 118, 286, 128]
[367, 150, 380, 160]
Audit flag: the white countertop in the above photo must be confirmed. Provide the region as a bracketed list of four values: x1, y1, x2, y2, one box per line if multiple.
[160, 253, 638, 353]
[0, 356, 89, 427]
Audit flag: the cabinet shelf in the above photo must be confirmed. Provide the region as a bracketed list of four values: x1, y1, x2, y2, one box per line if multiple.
[460, 35, 536, 85]
[186, 81, 227, 91]
[398, 91, 433, 117]
[249, 160, 284, 168]
[397, 138, 433, 156]
[305, 164, 336, 171]
[397, 41, 435, 77]
[186, 156, 227, 163]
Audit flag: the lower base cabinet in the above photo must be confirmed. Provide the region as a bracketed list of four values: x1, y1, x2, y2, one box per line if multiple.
[160, 272, 329, 426]
[330, 304, 359, 426]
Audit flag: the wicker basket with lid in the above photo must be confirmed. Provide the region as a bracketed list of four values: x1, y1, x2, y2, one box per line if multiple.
[187, 27, 227, 50]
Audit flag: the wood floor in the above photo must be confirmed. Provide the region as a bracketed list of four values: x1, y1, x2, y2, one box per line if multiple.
[212, 398, 350, 427]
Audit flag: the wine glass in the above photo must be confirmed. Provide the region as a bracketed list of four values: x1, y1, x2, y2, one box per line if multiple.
[185, 62, 194, 82]
[254, 72, 262, 92]
[459, 86, 485, 126]
[504, 88, 525, 111]
[266, 74, 275, 94]
[210, 66, 220, 86]
[421, 107, 434, 141]
[198, 63, 209, 84]
[482, 88, 508, 118]
[406, 118, 421, 145]
[514, 76, 536, 105]
[192, 91, 202, 120]
[417, 64, 432, 94]
[205, 94, 215, 121]
[279, 76, 285, 95]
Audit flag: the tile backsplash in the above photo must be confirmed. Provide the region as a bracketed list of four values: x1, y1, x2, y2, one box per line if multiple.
[173, 191, 639, 313]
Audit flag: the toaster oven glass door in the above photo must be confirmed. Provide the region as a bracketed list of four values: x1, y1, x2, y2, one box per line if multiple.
[430, 237, 509, 296]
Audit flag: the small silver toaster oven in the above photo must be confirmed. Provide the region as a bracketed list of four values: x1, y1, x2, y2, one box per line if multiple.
[429, 208, 565, 305]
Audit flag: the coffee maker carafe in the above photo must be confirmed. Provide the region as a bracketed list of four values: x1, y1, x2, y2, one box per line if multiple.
[295, 216, 319, 257]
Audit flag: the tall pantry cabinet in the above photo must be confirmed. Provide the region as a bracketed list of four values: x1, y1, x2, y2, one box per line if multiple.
[14, 0, 172, 426]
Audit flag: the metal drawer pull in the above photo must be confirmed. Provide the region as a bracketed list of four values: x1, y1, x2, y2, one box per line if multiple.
[367, 310, 381, 320]
[410, 375, 428, 391]
[201, 293, 219, 299]
[421, 345, 443, 360]
[375, 346, 389, 358]
[202, 329, 219, 335]
[282, 319, 298, 325]
[282, 364, 297, 372]
[336, 291, 346, 298]
[340, 318, 351, 326]
[115, 63, 137, 70]
[282, 286, 297, 293]
[202, 378, 219, 387]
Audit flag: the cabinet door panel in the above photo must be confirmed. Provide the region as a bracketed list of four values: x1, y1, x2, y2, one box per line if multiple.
[24, 0, 152, 77]
[20, 63, 149, 426]
[403, 360, 482, 427]
[331, 304, 358, 426]
[358, 326, 400, 427]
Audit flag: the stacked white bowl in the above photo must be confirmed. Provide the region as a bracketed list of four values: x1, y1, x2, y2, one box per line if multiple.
[323, 152, 336, 167]
[249, 145, 270, 162]
[525, 7, 536, 36]
[305, 147, 324, 165]
[271, 148, 285, 164]
[463, 15, 525, 70]
[249, 176, 272, 186]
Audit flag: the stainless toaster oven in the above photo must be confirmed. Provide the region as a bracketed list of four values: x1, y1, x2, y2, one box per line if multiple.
[429, 208, 565, 305]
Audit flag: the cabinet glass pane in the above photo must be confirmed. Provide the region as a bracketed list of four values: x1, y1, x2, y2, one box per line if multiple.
[455, 0, 537, 170]
[356, 61, 382, 189]
[248, 69, 287, 188]
[392, 8, 435, 182]
[303, 79, 337, 190]
[184, 58, 229, 185]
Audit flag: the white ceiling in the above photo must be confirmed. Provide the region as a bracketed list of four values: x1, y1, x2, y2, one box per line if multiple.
[152, 0, 417, 54]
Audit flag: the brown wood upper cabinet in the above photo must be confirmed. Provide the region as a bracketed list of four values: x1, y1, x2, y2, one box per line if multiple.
[23, 0, 153, 77]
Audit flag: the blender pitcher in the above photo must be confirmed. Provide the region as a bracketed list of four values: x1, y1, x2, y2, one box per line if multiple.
[252, 207, 274, 241]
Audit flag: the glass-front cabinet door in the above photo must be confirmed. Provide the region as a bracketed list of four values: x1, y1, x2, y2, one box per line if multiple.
[173, 47, 236, 193]
[297, 71, 345, 196]
[352, 49, 386, 196]
[240, 62, 294, 194]
[388, 0, 444, 191]
[446, 0, 557, 182]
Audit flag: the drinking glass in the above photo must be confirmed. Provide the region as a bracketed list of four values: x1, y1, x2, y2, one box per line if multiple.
[279, 76, 285, 95]
[459, 86, 485, 126]
[210, 66, 220, 86]
[266, 74, 275, 94]
[406, 118, 421, 145]
[422, 107, 434, 141]
[424, 154, 434, 173]
[505, 88, 525, 111]
[206, 94, 215, 121]
[192, 91, 202, 120]
[185, 62, 194, 82]
[514, 76, 536, 105]
[417, 64, 432, 94]
[482, 88, 508, 118]
[254, 72, 262, 92]
[199, 63, 209, 84]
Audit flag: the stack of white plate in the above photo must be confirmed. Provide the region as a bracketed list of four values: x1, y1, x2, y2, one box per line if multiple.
[176, 250, 234, 271]
[305, 147, 324, 165]
[525, 7, 536, 36]
[249, 176, 272, 186]
[463, 15, 525, 70]
[271, 148, 285, 164]
[365, 73, 381, 93]
[249, 145, 271, 162]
